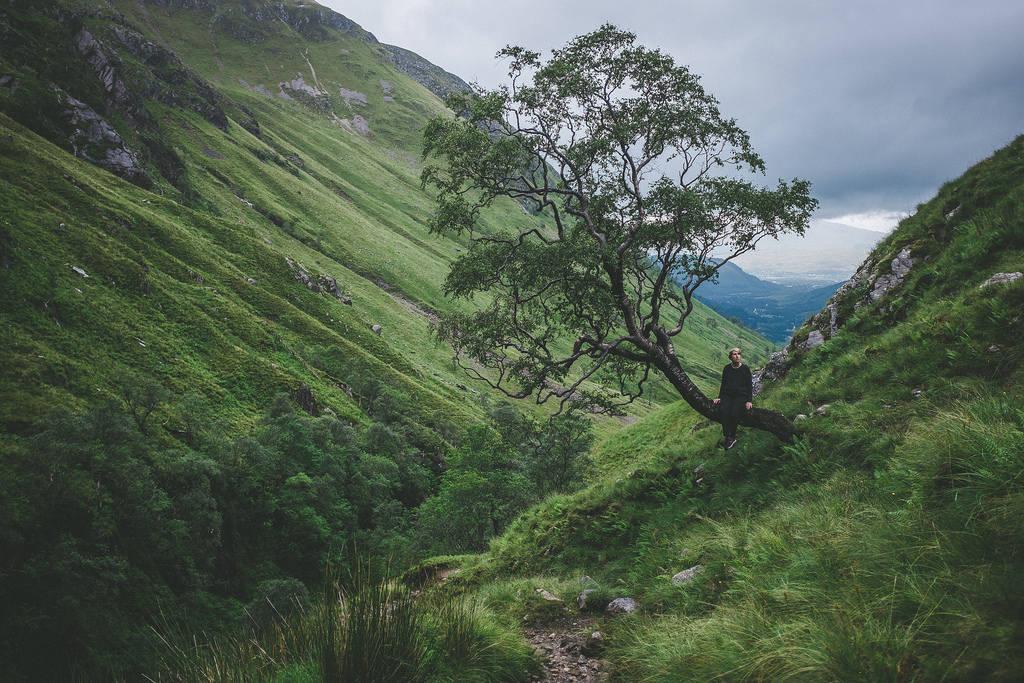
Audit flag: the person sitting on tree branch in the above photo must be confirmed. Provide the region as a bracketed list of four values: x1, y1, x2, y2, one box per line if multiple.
[421, 24, 815, 442]
[713, 348, 752, 449]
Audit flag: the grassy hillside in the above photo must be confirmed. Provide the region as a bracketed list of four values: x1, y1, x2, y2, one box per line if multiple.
[0, 0, 766, 435]
[0, 1, 770, 678]
[427, 136, 1024, 681]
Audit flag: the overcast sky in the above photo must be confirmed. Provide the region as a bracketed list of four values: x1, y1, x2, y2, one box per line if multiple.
[325, 0, 1023, 231]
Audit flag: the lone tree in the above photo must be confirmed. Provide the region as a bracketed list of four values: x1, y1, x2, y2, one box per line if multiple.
[422, 25, 817, 441]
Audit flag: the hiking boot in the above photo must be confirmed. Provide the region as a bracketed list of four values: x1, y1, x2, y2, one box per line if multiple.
[725, 437, 737, 450]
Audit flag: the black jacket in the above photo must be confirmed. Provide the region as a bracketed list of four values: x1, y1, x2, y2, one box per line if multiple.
[719, 363, 752, 402]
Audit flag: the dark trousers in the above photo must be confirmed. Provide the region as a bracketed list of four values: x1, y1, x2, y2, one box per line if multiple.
[720, 396, 745, 440]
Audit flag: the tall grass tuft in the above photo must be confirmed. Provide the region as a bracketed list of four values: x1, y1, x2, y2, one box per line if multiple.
[323, 563, 426, 682]
[149, 563, 535, 682]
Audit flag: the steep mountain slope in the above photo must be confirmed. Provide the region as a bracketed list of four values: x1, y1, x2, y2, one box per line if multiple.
[431, 136, 1024, 681]
[0, 0, 766, 433]
[0, 1, 771, 678]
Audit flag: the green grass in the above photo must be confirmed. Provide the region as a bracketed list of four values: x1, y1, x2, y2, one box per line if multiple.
[154, 567, 537, 682]
[0, 0, 768, 441]
[429, 136, 1024, 681]
[0, 2, 773, 678]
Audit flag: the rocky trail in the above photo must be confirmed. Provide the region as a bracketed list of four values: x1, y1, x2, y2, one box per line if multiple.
[526, 616, 607, 682]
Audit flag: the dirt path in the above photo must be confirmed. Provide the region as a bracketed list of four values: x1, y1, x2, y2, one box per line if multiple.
[525, 616, 606, 682]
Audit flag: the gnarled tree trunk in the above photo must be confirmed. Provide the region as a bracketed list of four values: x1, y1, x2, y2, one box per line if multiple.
[654, 351, 795, 443]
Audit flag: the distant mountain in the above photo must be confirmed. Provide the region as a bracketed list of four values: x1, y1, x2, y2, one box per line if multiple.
[694, 261, 844, 343]
[732, 220, 884, 283]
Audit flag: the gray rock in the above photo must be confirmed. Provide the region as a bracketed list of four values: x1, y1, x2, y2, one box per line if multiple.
[71, 265, 89, 278]
[814, 403, 831, 416]
[57, 91, 148, 185]
[535, 588, 562, 603]
[577, 589, 596, 610]
[605, 597, 639, 615]
[671, 565, 704, 585]
[371, 323, 382, 335]
[350, 115, 371, 136]
[794, 414, 809, 421]
[979, 272, 1022, 289]
[869, 247, 914, 301]
[279, 74, 332, 111]
[75, 29, 132, 109]
[246, 277, 257, 285]
[692, 463, 707, 488]
[798, 330, 826, 351]
[987, 344, 1001, 353]
[339, 87, 368, 106]
[911, 388, 923, 399]
[752, 347, 790, 395]
[382, 43, 472, 101]
[317, 274, 343, 298]
[581, 631, 604, 656]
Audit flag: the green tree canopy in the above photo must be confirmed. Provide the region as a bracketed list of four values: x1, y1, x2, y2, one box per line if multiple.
[422, 25, 817, 440]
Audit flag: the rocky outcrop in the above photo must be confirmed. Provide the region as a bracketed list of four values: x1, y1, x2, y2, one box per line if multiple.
[284, 257, 351, 303]
[339, 87, 368, 106]
[113, 25, 259, 134]
[333, 114, 372, 137]
[576, 589, 597, 610]
[73, 22, 260, 138]
[57, 90, 150, 186]
[279, 74, 332, 112]
[752, 347, 789, 396]
[536, 588, 563, 603]
[979, 272, 1022, 289]
[74, 29, 136, 113]
[868, 247, 915, 301]
[797, 329, 825, 351]
[755, 243, 918, 393]
[671, 565, 704, 585]
[604, 597, 639, 615]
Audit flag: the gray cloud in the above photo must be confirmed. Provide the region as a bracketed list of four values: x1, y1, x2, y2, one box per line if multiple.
[327, 0, 1024, 218]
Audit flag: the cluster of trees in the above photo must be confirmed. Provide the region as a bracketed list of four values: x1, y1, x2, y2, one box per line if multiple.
[0, 372, 590, 679]
[418, 405, 594, 553]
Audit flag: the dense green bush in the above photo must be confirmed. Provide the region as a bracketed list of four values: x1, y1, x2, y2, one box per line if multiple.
[416, 409, 593, 554]
[0, 386, 441, 679]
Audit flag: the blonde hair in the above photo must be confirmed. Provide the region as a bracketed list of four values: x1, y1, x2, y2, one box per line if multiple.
[728, 347, 741, 357]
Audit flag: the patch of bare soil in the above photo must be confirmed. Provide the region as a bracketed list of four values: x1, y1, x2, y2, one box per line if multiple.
[525, 617, 606, 682]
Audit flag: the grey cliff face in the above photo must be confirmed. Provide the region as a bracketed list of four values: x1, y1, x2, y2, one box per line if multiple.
[57, 90, 149, 186]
